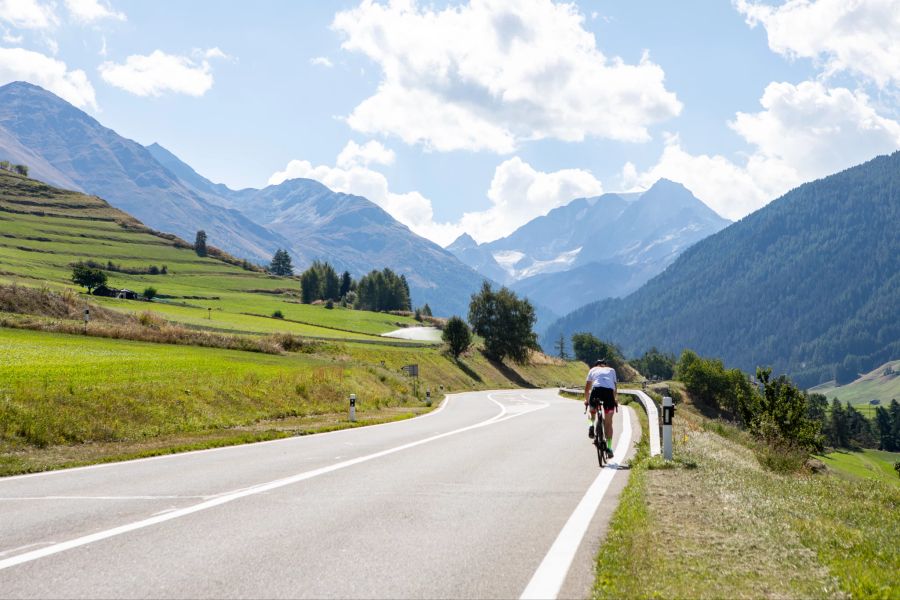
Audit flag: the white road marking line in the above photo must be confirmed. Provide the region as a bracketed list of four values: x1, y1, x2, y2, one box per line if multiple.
[0, 393, 548, 572]
[0, 390, 458, 483]
[520, 406, 634, 600]
[0, 496, 208, 501]
[0, 542, 56, 558]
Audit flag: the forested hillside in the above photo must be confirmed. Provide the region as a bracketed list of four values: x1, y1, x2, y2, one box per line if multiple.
[542, 152, 900, 388]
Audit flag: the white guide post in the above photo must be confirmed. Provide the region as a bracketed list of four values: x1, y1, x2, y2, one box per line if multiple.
[662, 396, 674, 461]
[349, 393, 357, 423]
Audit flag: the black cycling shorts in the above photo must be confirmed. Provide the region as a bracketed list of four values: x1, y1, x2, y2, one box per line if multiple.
[589, 386, 616, 412]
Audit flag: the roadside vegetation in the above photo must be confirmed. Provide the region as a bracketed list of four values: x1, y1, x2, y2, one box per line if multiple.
[593, 385, 899, 599]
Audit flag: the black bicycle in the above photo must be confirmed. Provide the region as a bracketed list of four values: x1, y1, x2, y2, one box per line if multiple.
[589, 407, 607, 467]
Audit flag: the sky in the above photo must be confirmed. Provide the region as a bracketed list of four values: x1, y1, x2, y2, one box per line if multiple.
[2, 0, 899, 246]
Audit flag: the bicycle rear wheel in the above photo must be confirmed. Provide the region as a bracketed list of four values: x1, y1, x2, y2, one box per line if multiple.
[595, 415, 606, 467]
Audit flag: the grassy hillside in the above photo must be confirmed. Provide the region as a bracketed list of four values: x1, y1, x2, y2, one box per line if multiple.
[0, 170, 420, 341]
[0, 327, 585, 475]
[594, 392, 899, 599]
[810, 359, 900, 408]
[817, 448, 900, 484]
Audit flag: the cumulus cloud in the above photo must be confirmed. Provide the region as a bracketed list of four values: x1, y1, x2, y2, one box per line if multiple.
[336, 140, 395, 168]
[0, 0, 57, 29]
[269, 143, 601, 245]
[64, 0, 125, 23]
[310, 56, 333, 68]
[99, 48, 227, 97]
[736, 0, 900, 87]
[623, 81, 900, 220]
[0, 46, 96, 109]
[458, 157, 603, 241]
[332, 0, 681, 153]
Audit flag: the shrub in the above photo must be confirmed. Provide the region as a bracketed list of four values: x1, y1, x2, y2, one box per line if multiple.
[71, 263, 107, 293]
[324, 299, 334, 309]
[442, 316, 472, 358]
[468, 281, 537, 364]
[272, 309, 284, 319]
[143, 287, 157, 301]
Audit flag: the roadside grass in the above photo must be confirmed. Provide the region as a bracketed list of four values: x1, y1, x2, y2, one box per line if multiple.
[592, 400, 899, 599]
[817, 448, 900, 485]
[0, 327, 587, 476]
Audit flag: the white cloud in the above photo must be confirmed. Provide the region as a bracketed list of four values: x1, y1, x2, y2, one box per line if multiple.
[3, 31, 25, 44]
[336, 140, 395, 169]
[0, 0, 57, 29]
[99, 48, 227, 97]
[0, 46, 97, 109]
[623, 81, 900, 220]
[736, 0, 900, 87]
[269, 143, 602, 246]
[332, 0, 681, 153]
[64, 0, 125, 23]
[268, 143, 459, 244]
[310, 56, 333, 68]
[458, 157, 603, 242]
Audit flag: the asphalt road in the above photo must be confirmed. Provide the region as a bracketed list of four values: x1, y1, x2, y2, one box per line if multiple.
[0, 388, 639, 599]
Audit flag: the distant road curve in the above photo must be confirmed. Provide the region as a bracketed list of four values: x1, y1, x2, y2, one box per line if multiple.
[381, 325, 442, 341]
[0, 388, 639, 599]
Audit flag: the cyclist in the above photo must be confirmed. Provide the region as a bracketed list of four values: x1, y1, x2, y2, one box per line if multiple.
[584, 358, 618, 457]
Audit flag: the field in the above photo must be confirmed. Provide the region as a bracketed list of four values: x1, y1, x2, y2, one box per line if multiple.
[809, 359, 900, 413]
[593, 391, 899, 599]
[817, 448, 900, 484]
[0, 170, 421, 341]
[0, 327, 586, 475]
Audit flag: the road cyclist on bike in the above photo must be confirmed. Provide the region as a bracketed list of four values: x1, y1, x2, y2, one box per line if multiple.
[584, 358, 618, 458]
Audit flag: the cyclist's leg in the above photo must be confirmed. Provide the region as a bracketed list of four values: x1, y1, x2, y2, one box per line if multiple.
[604, 407, 614, 451]
[588, 406, 598, 438]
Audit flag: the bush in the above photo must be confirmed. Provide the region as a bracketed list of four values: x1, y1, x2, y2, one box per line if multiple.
[442, 316, 472, 358]
[468, 281, 537, 364]
[143, 287, 157, 301]
[572, 332, 625, 371]
[272, 310, 284, 319]
[71, 263, 107, 293]
[324, 299, 334, 309]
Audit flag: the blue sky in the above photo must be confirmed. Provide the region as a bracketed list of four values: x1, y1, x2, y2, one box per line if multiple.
[2, 0, 899, 245]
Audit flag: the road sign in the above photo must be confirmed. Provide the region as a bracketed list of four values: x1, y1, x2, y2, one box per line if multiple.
[401, 364, 418, 377]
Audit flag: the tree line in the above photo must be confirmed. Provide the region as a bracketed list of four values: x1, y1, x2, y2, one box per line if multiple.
[0, 161, 28, 176]
[673, 349, 900, 455]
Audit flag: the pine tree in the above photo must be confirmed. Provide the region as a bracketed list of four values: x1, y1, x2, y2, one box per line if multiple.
[340, 271, 353, 298]
[554, 334, 567, 359]
[269, 249, 293, 276]
[194, 230, 208, 257]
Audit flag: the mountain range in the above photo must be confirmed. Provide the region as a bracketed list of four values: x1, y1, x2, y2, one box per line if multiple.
[542, 151, 900, 388]
[447, 179, 730, 316]
[0, 81, 489, 316]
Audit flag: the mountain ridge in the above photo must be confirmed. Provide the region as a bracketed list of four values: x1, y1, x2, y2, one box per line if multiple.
[542, 151, 900, 388]
[448, 179, 730, 316]
[0, 81, 491, 316]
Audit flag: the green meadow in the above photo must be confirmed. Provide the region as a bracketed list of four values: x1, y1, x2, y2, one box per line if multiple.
[809, 359, 900, 413]
[0, 171, 420, 341]
[817, 448, 900, 485]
